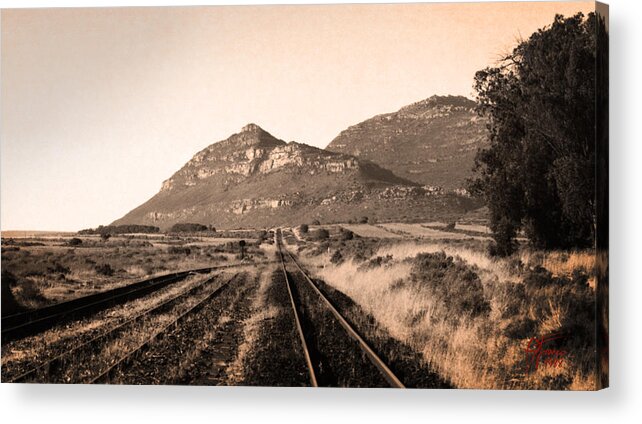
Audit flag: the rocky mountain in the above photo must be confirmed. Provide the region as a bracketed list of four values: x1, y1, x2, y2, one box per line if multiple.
[326, 95, 488, 189]
[113, 124, 478, 230]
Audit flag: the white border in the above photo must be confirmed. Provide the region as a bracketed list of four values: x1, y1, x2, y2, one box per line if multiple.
[1, 1, 640, 423]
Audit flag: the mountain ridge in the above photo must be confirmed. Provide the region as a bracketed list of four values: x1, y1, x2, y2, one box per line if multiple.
[326, 95, 487, 189]
[113, 123, 479, 230]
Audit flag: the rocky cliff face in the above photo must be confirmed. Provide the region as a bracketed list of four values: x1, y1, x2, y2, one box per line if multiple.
[326, 95, 488, 189]
[159, 123, 374, 192]
[112, 123, 479, 230]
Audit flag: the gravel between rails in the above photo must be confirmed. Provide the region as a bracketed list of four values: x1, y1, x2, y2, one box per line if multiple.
[239, 268, 311, 387]
[15, 273, 228, 383]
[1, 273, 217, 382]
[287, 265, 390, 388]
[106, 272, 256, 385]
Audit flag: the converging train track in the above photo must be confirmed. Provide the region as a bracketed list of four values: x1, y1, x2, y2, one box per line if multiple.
[1, 262, 268, 344]
[90, 273, 239, 384]
[6, 273, 234, 383]
[276, 230, 405, 388]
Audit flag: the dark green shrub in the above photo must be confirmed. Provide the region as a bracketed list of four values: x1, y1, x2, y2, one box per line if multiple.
[95, 263, 114, 276]
[79, 225, 160, 235]
[1, 271, 24, 314]
[504, 318, 537, 339]
[411, 252, 490, 318]
[168, 246, 191, 255]
[67, 238, 83, 246]
[360, 255, 393, 270]
[330, 250, 344, 264]
[169, 223, 208, 233]
[312, 228, 330, 241]
[497, 283, 527, 318]
[339, 228, 354, 241]
[48, 262, 70, 275]
[523, 266, 561, 288]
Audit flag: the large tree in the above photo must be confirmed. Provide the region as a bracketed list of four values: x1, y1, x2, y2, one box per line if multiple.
[470, 12, 607, 255]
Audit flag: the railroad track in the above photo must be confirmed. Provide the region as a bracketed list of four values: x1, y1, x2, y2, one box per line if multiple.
[276, 230, 405, 388]
[90, 274, 238, 384]
[1, 262, 268, 344]
[277, 246, 318, 387]
[6, 272, 229, 383]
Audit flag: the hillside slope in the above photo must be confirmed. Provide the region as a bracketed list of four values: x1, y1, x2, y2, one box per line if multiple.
[326, 95, 488, 189]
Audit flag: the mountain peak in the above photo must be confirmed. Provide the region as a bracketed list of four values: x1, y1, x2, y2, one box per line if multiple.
[241, 123, 264, 133]
[225, 123, 284, 149]
[399, 95, 476, 114]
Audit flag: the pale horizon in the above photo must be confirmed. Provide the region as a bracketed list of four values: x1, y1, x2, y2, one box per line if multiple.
[1, 1, 593, 231]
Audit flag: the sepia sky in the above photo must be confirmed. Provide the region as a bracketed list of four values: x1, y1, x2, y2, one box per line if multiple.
[1, 1, 594, 231]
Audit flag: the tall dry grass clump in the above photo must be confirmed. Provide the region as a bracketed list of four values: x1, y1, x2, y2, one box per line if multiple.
[520, 249, 596, 288]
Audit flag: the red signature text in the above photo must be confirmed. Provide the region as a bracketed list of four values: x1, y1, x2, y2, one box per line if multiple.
[524, 333, 569, 373]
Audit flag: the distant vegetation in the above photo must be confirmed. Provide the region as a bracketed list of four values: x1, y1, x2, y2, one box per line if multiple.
[67, 237, 83, 246]
[470, 12, 607, 255]
[79, 225, 160, 235]
[169, 223, 211, 233]
[311, 228, 330, 241]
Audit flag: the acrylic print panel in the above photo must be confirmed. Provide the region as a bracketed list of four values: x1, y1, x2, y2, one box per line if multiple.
[0, 1, 608, 390]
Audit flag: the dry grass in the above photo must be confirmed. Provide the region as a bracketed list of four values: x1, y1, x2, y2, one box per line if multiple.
[308, 241, 597, 390]
[521, 249, 595, 275]
[455, 223, 491, 234]
[520, 249, 596, 288]
[339, 224, 404, 239]
[380, 223, 490, 241]
[225, 267, 278, 384]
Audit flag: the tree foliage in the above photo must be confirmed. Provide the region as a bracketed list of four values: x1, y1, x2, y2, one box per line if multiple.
[169, 223, 209, 233]
[469, 12, 607, 255]
[79, 225, 160, 235]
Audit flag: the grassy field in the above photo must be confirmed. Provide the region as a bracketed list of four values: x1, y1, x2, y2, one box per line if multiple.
[1, 233, 268, 309]
[379, 222, 491, 241]
[300, 225, 598, 390]
[339, 224, 404, 239]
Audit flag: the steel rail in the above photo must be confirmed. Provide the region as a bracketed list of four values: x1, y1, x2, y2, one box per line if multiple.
[276, 232, 318, 387]
[2, 262, 270, 344]
[282, 247, 406, 389]
[2, 272, 189, 344]
[8, 273, 221, 383]
[90, 274, 237, 384]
